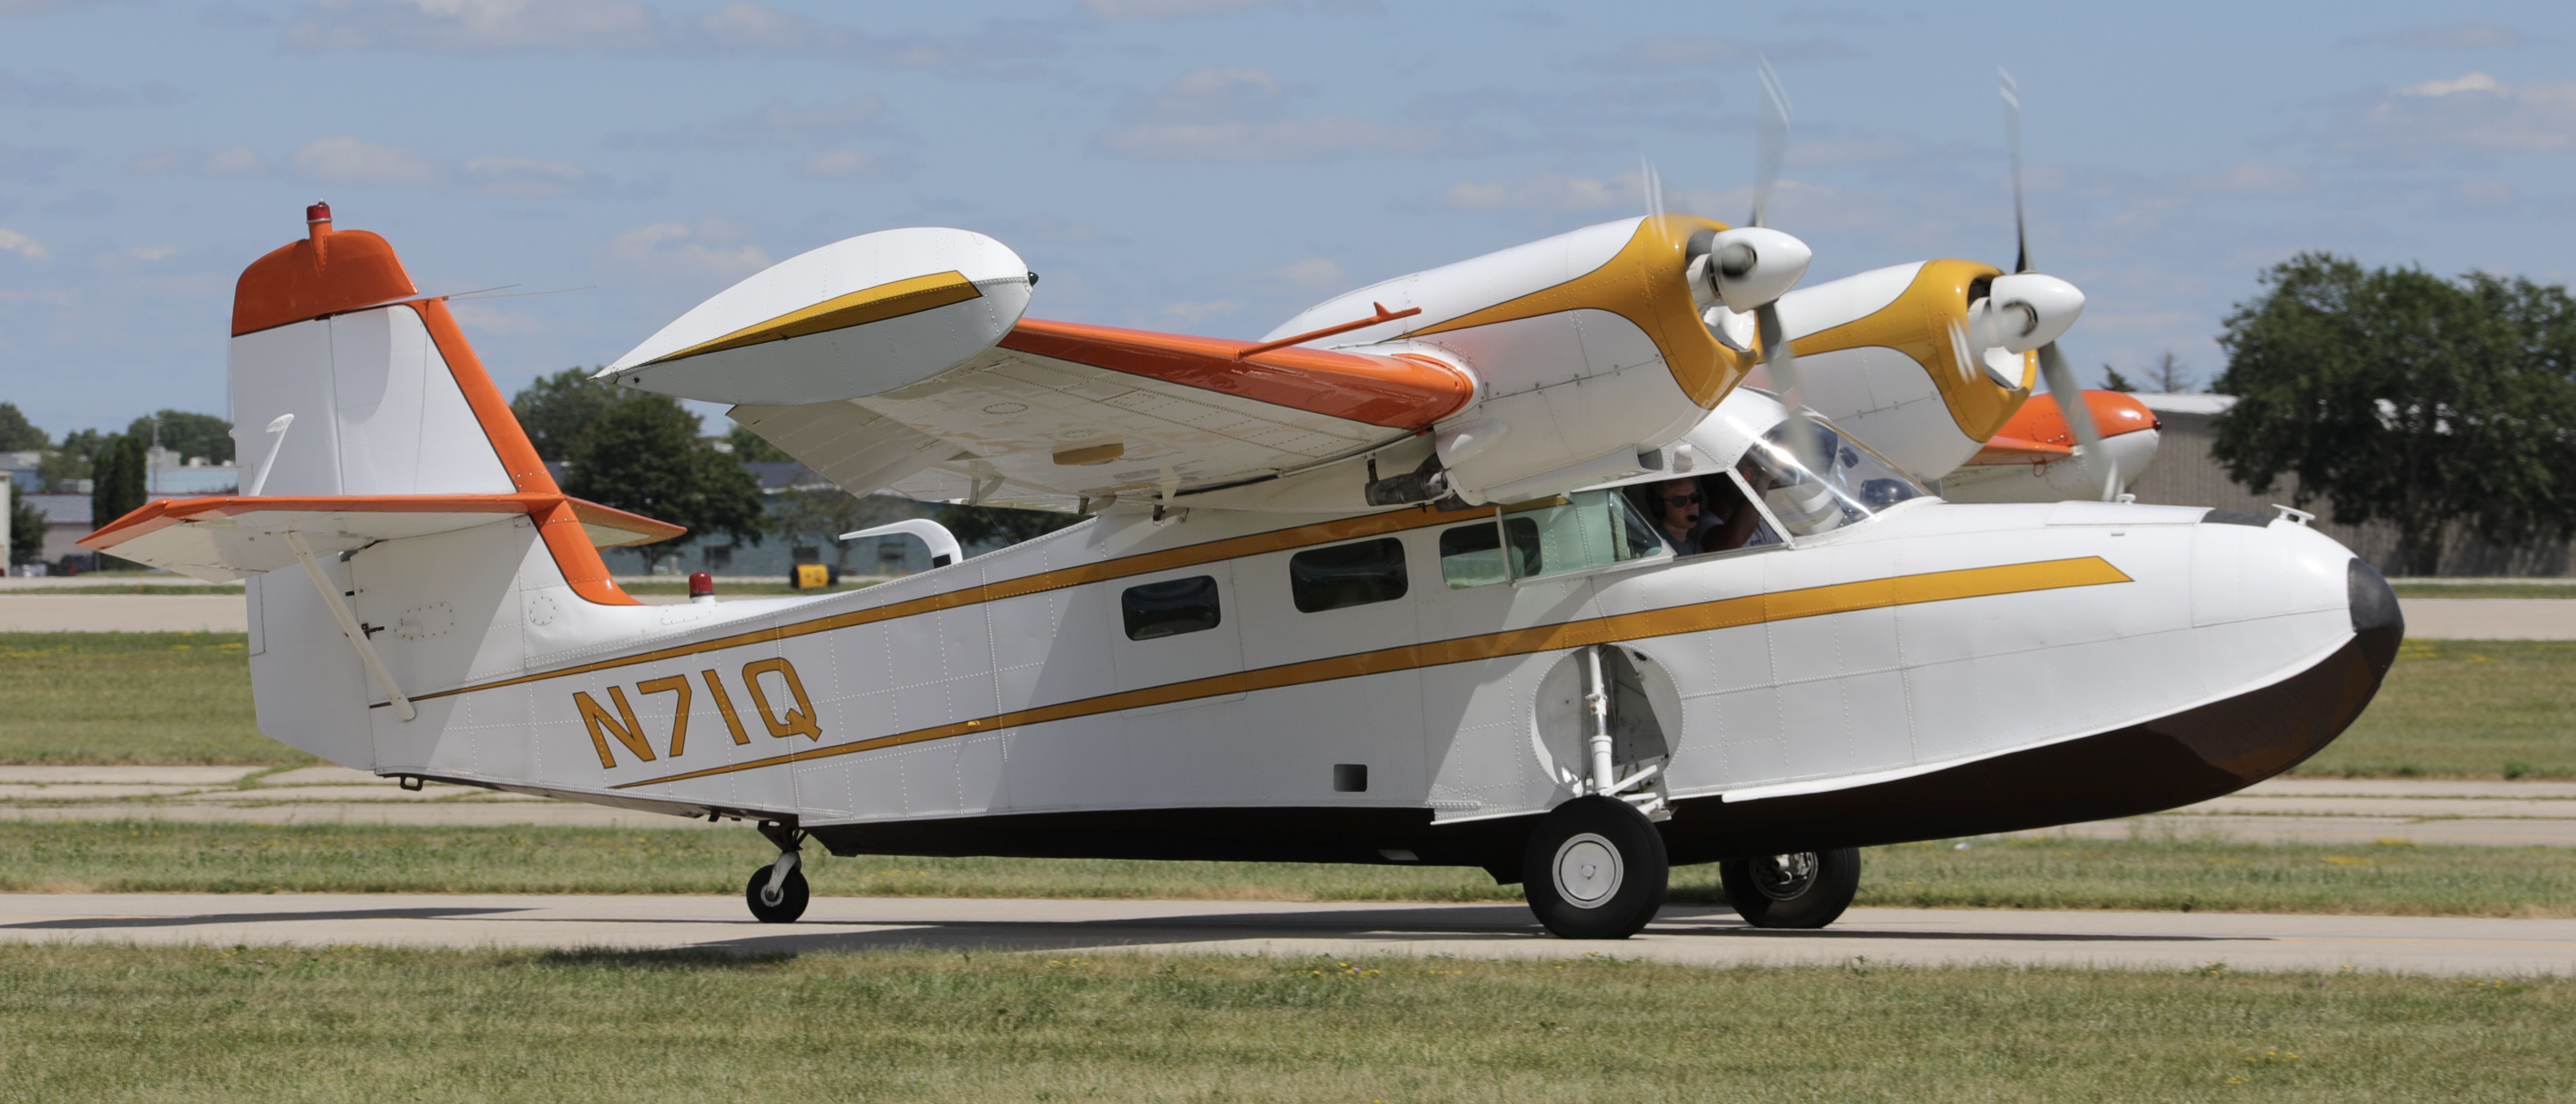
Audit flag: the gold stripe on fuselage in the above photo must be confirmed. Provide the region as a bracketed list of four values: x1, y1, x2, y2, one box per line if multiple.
[414, 503, 1489, 703]
[609, 556, 2133, 790]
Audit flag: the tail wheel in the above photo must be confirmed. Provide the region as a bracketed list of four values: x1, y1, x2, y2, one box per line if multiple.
[1521, 796, 1669, 940]
[745, 865, 810, 924]
[1720, 847, 1860, 929]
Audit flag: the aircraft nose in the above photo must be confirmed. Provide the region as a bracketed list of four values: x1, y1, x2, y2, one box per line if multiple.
[2348, 558, 2403, 678]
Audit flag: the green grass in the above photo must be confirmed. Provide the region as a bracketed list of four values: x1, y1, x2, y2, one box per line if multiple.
[6, 822, 2571, 917]
[2391, 582, 2576, 599]
[0, 633, 303, 765]
[6, 633, 2573, 778]
[2293, 639, 2576, 778]
[1, 945, 2569, 1103]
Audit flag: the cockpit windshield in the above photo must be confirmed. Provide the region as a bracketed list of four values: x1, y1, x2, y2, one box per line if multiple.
[1739, 419, 1928, 537]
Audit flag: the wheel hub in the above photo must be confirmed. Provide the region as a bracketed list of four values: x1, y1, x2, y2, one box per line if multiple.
[1751, 852, 1819, 901]
[1552, 832, 1624, 909]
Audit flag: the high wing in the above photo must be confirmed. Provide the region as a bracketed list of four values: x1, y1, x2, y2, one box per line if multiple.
[733, 318, 1473, 512]
[605, 218, 1785, 514]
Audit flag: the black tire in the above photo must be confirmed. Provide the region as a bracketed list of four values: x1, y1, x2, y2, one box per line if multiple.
[1521, 796, 1669, 940]
[1720, 848, 1860, 929]
[744, 864, 810, 924]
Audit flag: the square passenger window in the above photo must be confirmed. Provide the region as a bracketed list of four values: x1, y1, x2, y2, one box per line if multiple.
[1289, 537, 1409, 613]
[1438, 490, 1661, 589]
[1121, 575, 1222, 640]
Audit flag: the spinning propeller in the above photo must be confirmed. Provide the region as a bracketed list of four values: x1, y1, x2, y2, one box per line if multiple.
[1983, 69, 2110, 500]
[1666, 58, 1820, 467]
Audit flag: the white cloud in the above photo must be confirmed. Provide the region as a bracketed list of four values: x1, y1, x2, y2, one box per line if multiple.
[131, 144, 270, 176]
[0, 227, 49, 261]
[604, 218, 770, 283]
[283, 0, 661, 52]
[1439, 171, 1641, 212]
[1269, 257, 1343, 291]
[1083, 0, 1267, 18]
[2340, 72, 2576, 155]
[127, 245, 175, 261]
[294, 136, 439, 185]
[462, 155, 594, 195]
[1162, 299, 1240, 322]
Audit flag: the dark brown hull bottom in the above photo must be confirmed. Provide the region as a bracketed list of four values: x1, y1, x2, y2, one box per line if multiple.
[813, 609, 2403, 877]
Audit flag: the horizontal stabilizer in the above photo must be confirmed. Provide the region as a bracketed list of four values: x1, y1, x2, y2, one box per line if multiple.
[80, 493, 683, 583]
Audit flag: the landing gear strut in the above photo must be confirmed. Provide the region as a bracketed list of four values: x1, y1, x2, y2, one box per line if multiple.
[1521, 796, 1669, 940]
[746, 821, 810, 924]
[1720, 847, 1860, 929]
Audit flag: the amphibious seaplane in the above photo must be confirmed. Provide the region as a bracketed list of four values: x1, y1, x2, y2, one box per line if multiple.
[83, 92, 2398, 937]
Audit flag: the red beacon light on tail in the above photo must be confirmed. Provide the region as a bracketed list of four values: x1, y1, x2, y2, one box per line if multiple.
[689, 571, 716, 603]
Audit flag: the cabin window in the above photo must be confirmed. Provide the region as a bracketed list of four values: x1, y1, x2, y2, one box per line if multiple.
[1122, 575, 1222, 640]
[1438, 490, 1662, 589]
[1289, 538, 1409, 613]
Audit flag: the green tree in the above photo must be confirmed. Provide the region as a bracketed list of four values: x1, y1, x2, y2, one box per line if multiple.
[563, 395, 764, 574]
[88, 434, 149, 569]
[936, 503, 1087, 551]
[8, 486, 44, 567]
[767, 485, 909, 573]
[725, 423, 794, 463]
[0, 403, 46, 451]
[511, 367, 629, 462]
[124, 410, 235, 464]
[2100, 366, 2138, 393]
[2212, 252, 2576, 576]
[38, 428, 104, 493]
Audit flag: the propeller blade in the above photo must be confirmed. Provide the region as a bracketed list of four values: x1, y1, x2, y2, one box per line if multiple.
[1757, 301, 1826, 472]
[1640, 156, 1669, 248]
[2037, 341, 2116, 500]
[1751, 56, 1790, 229]
[2001, 67, 2029, 275]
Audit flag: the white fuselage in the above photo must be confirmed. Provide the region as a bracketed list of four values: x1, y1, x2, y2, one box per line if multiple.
[252, 485, 2385, 866]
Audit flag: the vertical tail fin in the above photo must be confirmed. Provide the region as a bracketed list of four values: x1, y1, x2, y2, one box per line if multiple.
[223, 202, 634, 604]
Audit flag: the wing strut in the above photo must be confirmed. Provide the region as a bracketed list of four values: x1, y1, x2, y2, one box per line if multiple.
[285, 531, 416, 722]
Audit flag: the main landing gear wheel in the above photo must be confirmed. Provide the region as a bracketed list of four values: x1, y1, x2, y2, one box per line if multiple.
[745, 858, 809, 924]
[1720, 847, 1860, 929]
[1522, 796, 1670, 940]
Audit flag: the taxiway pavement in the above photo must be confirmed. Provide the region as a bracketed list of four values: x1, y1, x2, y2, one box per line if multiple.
[6, 768, 2571, 845]
[0, 892, 2565, 976]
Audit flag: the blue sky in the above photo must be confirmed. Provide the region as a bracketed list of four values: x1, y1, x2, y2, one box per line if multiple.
[5, 0, 2573, 438]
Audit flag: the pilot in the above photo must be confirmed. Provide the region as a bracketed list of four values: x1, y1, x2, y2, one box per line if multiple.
[1646, 477, 1720, 555]
[1705, 461, 1779, 553]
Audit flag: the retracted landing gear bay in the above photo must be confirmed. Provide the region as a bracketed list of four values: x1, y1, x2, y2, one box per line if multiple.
[1522, 796, 1669, 940]
[746, 820, 810, 924]
[1720, 848, 1860, 929]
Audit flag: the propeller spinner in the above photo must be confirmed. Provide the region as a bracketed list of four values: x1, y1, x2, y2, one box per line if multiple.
[1992, 68, 2111, 501]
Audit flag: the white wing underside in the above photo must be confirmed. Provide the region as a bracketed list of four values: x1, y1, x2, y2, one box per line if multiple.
[735, 344, 1411, 513]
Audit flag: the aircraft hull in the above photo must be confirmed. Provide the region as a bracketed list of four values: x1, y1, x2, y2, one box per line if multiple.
[301, 495, 2393, 876]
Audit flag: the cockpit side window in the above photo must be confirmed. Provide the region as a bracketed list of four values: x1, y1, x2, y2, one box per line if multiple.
[1439, 490, 1662, 588]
